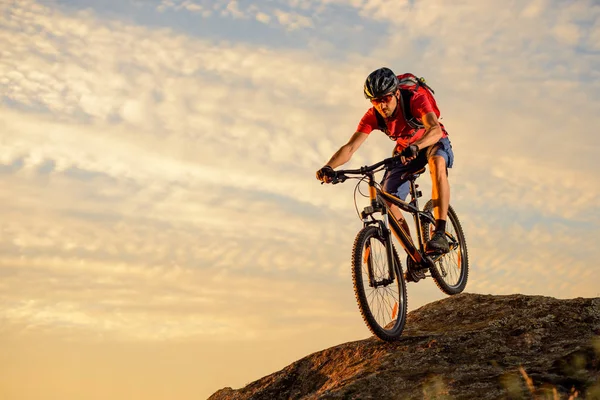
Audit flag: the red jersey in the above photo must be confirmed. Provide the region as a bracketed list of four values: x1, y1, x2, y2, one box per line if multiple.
[356, 91, 447, 152]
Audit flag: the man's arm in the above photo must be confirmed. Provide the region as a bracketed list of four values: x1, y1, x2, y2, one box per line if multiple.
[412, 112, 443, 150]
[325, 131, 369, 169]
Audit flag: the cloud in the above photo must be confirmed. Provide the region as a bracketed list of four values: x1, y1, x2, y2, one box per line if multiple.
[222, 0, 245, 19]
[273, 9, 313, 30]
[255, 11, 271, 24]
[554, 22, 582, 45]
[157, 0, 210, 15]
[155, 0, 315, 30]
[0, 0, 599, 347]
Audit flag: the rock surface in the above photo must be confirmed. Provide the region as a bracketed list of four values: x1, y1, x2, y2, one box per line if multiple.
[209, 293, 600, 399]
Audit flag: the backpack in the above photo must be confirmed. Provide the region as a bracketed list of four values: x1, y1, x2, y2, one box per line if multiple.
[374, 73, 440, 139]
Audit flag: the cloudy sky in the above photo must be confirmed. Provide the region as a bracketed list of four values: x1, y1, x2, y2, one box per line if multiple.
[1, 0, 599, 398]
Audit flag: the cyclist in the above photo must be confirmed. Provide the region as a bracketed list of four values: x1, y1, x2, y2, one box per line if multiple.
[316, 67, 454, 254]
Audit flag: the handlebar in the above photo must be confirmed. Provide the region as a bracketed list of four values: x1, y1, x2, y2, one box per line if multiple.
[329, 154, 402, 184]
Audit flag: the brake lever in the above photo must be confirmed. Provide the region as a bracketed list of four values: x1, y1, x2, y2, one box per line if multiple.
[319, 171, 347, 185]
[331, 173, 347, 185]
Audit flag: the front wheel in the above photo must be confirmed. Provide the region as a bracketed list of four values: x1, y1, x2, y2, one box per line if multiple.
[351, 225, 408, 341]
[422, 200, 469, 295]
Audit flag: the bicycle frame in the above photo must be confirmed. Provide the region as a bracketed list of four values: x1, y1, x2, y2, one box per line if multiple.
[331, 155, 469, 341]
[361, 171, 436, 268]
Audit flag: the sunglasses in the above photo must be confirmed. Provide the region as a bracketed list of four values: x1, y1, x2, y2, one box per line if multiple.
[370, 94, 394, 105]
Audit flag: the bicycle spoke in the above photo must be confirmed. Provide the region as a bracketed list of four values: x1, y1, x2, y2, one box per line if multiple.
[421, 201, 469, 295]
[361, 237, 401, 329]
[352, 225, 408, 341]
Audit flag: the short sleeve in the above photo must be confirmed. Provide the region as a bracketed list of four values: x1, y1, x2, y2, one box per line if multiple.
[356, 108, 378, 134]
[409, 92, 435, 119]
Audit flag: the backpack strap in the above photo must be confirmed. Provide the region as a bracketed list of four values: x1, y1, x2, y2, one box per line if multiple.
[373, 107, 403, 139]
[398, 88, 424, 130]
[373, 86, 426, 140]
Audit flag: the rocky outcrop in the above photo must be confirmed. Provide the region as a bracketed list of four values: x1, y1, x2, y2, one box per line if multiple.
[209, 293, 600, 399]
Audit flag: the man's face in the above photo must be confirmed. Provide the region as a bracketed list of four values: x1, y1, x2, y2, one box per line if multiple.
[370, 89, 398, 118]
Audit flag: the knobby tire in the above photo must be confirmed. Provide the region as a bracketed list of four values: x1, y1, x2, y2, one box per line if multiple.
[422, 200, 469, 295]
[351, 225, 408, 341]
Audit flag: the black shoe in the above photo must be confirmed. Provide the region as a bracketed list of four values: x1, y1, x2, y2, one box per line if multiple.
[426, 230, 449, 254]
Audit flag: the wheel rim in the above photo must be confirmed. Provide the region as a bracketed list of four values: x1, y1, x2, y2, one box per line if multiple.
[360, 236, 402, 331]
[429, 221, 463, 288]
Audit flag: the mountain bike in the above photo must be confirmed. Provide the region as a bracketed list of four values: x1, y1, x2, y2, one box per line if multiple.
[329, 155, 469, 341]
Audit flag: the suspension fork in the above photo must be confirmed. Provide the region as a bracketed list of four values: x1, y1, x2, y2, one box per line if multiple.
[365, 173, 396, 283]
[380, 208, 398, 283]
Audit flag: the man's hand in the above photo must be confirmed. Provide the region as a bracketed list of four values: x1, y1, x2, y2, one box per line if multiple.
[400, 144, 419, 164]
[316, 165, 336, 183]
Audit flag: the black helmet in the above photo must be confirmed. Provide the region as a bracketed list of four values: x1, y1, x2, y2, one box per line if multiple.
[363, 67, 399, 99]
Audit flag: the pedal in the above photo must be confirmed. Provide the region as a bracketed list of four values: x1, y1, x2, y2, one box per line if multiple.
[425, 248, 445, 255]
[413, 268, 426, 280]
[405, 257, 426, 283]
[428, 249, 451, 264]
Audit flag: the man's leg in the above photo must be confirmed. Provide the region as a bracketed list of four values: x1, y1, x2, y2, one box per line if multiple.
[381, 167, 413, 239]
[429, 155, 449, 221]
[389, 204, 411, 237]
[426, 148, 451, 253]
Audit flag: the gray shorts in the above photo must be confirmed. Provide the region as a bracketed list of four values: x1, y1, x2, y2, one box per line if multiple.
[382, 137, 454, 200]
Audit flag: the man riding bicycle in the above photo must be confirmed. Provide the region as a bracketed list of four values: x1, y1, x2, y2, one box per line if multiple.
[316, 67, 454, 254]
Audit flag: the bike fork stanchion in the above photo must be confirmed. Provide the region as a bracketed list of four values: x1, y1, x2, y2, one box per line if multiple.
[365, 242, 376, 288]
[380, 211, 397, 284]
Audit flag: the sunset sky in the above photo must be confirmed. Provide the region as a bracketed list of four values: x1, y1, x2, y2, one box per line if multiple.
[1, 0, 600, 399]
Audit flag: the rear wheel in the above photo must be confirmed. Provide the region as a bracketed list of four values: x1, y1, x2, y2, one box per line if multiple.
[422, 200, 469, 295]
[352, 225, 407, 341]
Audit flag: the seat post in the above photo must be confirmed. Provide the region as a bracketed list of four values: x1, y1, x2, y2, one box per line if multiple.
[409, 178, 419, 209]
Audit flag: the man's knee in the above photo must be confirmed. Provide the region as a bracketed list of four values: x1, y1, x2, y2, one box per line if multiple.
[428, 155, 447, 176]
